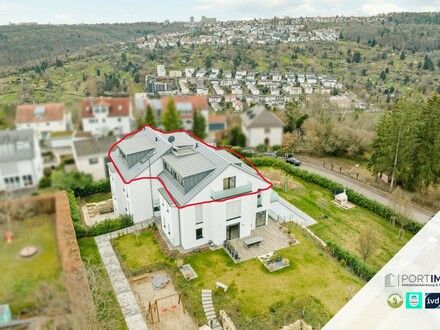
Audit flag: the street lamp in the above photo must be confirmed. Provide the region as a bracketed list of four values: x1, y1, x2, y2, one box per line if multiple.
[345, 164, 359, 193]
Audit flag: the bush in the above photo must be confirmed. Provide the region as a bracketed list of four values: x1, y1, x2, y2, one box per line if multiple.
[250, 157, 423, 234]
[256, 144, 268, 152]
[75, 214, 134, 239]
[67, 190, 81, 223]
[38, 176, 52, 189]
[327, 241, 376, 281]
[72, 179, 111, 197]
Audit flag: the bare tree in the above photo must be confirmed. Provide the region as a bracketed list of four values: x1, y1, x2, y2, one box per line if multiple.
[0, 192, 33, 240]
[356, 226, 378, 263]
[388, 187, 414, 239]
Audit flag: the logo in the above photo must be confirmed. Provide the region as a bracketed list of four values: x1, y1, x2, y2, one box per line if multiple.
[425, 293, 440, 309]
[385, 273, 398, 287]
[387, 294, 403, 308]
[406, 292, 423, 309]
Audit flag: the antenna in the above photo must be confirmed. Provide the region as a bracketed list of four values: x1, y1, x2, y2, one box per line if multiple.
[168, 135, 175, 143]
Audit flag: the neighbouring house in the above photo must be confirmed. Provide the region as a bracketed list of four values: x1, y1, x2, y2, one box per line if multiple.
[0, 129, 43, 190]
[241, 105, 284, 147]
[15, 103, 71, 140]
[208, 115, 227, 132]
[72, 136, 116, 181]
[108, 127, 272, 250]
[81, 97, 134, 137]
[160, 96, 210, 134]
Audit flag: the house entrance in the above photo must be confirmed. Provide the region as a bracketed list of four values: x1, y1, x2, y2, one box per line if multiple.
[255, 210, 266, 228]
[226, 223, 240, 240]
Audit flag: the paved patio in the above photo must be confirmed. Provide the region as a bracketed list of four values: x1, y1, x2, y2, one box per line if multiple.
[227, 219, 292, 262]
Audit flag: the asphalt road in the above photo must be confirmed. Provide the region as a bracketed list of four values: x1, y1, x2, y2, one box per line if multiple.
[298, 161, 434, 224]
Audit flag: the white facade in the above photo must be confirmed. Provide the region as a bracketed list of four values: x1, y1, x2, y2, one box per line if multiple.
[75, 155, 109, 181]
[16, 118, 69, 141]
[241, 126, 283, 147]
[0, 130, 43, 191]
[108, 128, 273, 250]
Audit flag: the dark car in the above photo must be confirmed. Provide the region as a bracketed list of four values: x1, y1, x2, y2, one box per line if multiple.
[286, 157, 301, 166]
[263, 152, 277, 157]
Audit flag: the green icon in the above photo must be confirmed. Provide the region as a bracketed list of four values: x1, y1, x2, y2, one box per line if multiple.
[388, 294, 403, 308]
[406, 292, 423, 309]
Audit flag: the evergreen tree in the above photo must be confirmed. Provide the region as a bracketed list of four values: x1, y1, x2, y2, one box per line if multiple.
[162, 97, 183, 131]
[145, 105, 156, 128]
[192, 110, 207, 140]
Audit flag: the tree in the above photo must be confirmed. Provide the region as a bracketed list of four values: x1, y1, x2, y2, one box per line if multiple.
[55, 58, 63, 67]
[121, 52, 127, 62]
[229, 127, 246, 147]
[352, 52, 361, 63]
[145, 105, 157, 128]
[162, 97, 183, 131]
[388, 187, 414, 239]
[192, 110, 207, 140]
[400, 51, 406, 60]
[0, 192, 33, 239]
[356, 226, 378, 263]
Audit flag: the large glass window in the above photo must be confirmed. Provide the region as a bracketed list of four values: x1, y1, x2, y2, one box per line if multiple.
[223, 176, 236, 190]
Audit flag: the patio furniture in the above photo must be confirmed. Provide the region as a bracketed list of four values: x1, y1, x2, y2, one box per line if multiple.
[216, 282, 228, 292]
[243, 236, 263, 248]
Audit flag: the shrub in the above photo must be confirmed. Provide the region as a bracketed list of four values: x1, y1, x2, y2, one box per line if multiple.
[326, 241, 376, 281]
[176, 259, 184, 268]
[38, 176, 52, 189]
[72, 179, 111, 197]
[256, 144, 268, 152]
[67, 190, 81, 223]
[75, 214, 134, 238]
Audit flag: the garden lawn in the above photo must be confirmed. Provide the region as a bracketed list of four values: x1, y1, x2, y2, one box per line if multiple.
[113, 228, 364, 329]
[259, 166, 412, 270]
[0, 215, 64, 316]
[83, 192, 112, 204]
[78, 237, 127, 330]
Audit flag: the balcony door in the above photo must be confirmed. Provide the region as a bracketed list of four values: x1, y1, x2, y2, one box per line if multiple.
[226, 223, 240, 240]
[255, 210, 266, 228]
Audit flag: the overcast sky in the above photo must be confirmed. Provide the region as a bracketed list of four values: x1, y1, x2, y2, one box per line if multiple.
[1, 0, 439, 25]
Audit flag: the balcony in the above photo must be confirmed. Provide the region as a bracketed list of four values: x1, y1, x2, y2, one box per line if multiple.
[211, 182, 252, 200]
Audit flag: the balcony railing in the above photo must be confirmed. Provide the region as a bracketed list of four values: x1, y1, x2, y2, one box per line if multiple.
[211, 182, 252, 200]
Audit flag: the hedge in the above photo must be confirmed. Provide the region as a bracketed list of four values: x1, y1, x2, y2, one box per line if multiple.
[72, 179, 111, 198]
[67, 188, 134, 238]
[326, 241, 377, 281]
[250, 157, 423, 235]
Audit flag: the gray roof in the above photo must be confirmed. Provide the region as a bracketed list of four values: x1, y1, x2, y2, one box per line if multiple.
[241, 104, 284, 129]
[73, 136, 116, 157]
[158, 187, 175, 206]
[118, 135, 155, 155]
[162, 152, 216, 178]
[0, 129, 35, 162]
[216, 149, 242, 165]
[109, 127, 266, 206]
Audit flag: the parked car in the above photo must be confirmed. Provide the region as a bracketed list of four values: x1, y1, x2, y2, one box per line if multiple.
[286, 157, 301, 166]
[263, 152, 277, 157]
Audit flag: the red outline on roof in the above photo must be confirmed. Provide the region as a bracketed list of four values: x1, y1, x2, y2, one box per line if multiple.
[107, 125, 272, 209]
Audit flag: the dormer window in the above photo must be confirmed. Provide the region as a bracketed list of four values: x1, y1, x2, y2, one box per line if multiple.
[94, 105, 107, 115]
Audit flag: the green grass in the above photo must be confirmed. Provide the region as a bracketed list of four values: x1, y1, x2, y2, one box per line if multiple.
[111, 230, 166, 272]
[259, 166, 412, 270]
[78, 237, 127, 330]
[113, 228, 364, 329]
[83, 192, 112, 204]
[0, 215, 64, 316]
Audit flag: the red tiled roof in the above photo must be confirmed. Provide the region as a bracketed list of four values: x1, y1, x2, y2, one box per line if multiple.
[161, 96, 208, 113]
[81, 97, 130, 118]
[208, 115, 227, 123]
[15, 103, 64, 123]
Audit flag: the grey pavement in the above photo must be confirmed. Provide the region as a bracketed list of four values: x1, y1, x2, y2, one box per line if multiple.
[299, 161, 433, 224]
[95, 221, 152, 330]
[272, 198, 317, 227]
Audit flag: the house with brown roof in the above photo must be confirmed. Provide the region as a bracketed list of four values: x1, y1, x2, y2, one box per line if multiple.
[81, 97, 133, 137]
[15, 103, 71, 140]
[240, 105, 284, 147]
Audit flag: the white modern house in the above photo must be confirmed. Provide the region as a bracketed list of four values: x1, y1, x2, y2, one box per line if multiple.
[108, 127, 273, 250]
[15, 103, 71, 140]
[0, 129, 43, 190]
[72, 136, 116, 181]
[81, 97, 133, 137]
[241, 105, 284, 147]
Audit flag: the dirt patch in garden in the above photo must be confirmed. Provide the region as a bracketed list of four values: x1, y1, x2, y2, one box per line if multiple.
[131, 271, 197, 330]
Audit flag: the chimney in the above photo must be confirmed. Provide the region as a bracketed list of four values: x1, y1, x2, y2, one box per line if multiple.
[89, 97, 94, 108]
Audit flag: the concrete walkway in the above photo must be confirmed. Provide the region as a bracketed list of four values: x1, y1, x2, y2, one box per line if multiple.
[95, 220, 152, 330]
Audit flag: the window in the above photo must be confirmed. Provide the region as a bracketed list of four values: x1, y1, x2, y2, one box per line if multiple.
[265, 128, 270, 134]
[46, 122, 50, 126]
[118, 118, 122, 122]
[226, 200, 241, 220]
[102, 119, 106, 123]
[223, 176, 236, 190]
[196, 228, 203, 240]
[4, 176, 20, 189]
[22, 175, 33, 187]
[195, 205, 203, 224]
[89, 158, 99, 165]
[257, 193, 262, 207]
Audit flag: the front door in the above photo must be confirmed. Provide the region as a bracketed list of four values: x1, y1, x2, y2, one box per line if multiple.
[226, 223, 240, 240]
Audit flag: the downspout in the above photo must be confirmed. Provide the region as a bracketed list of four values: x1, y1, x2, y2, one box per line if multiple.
[177, 206, 182, 247]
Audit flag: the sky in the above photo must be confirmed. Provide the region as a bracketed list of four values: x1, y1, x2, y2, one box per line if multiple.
[0, 0, 439, 25]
